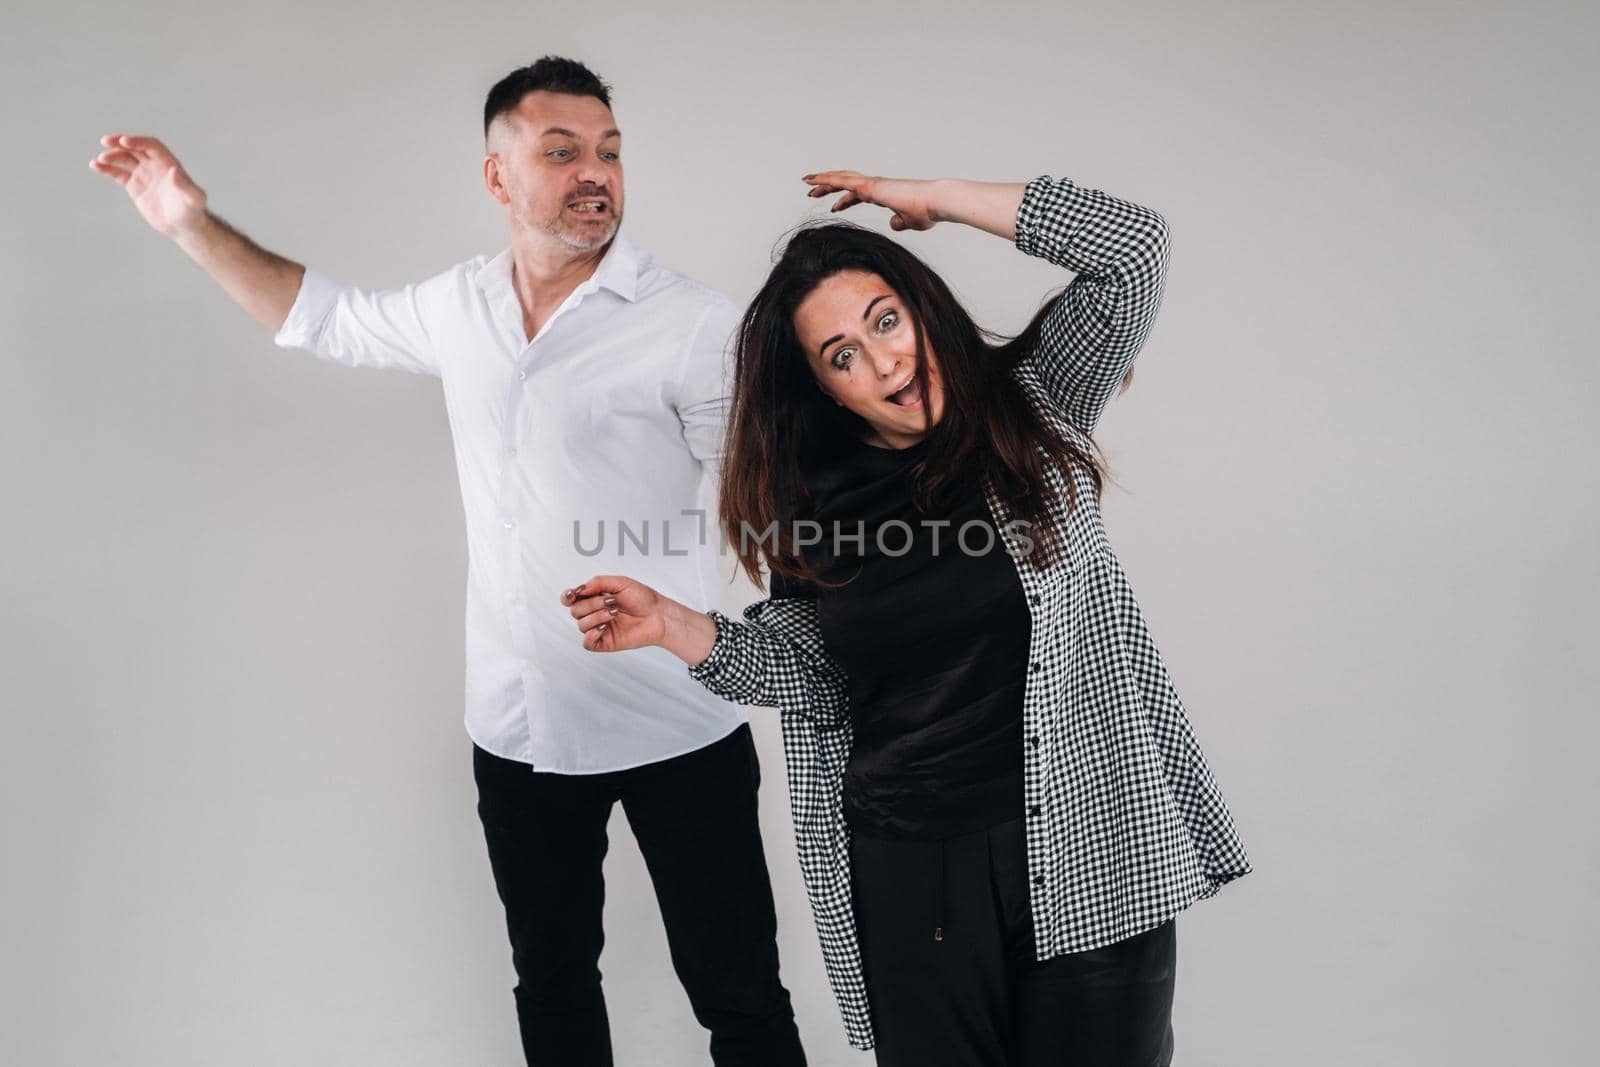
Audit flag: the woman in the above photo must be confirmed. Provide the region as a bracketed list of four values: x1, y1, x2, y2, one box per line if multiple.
[560, 171, 1251, 1066]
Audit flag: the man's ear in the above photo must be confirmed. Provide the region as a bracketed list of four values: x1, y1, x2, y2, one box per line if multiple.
[483, 154, 510, 205]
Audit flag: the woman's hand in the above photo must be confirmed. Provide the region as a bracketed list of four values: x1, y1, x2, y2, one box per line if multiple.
[803, 171, 943, 231]
[561, 576, 718, 665]
[803, 172, 1028, 241]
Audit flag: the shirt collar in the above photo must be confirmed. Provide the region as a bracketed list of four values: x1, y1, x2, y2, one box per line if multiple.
[474, 233, 641, 305]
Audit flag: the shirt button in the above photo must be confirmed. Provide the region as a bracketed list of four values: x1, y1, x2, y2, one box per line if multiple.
[1032, 875, 1046, 888]
[1029, 662, 1041, 674]
[1028, 735, 1040, 748]
[518, 370, 527, 381]
[1028, 805, 1041, 817]
[503, 519, 514, 529]
[1029, 594, 1041, 607]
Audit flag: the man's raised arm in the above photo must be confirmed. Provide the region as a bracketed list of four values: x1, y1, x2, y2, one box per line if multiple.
[91, 134, 304, 331]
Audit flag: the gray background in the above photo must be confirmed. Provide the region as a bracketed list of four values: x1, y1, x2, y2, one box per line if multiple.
[4, 1, 1596, 1064]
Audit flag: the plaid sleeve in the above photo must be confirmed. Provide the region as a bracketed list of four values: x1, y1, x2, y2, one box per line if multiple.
[1013, 175, 1171, 433]
[686, 597, 850, 726]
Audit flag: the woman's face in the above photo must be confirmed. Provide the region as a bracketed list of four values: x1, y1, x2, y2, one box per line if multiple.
[793, 270, 945, 449]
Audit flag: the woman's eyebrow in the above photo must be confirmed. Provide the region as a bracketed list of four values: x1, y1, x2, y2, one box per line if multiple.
[820, 294, 897, 356]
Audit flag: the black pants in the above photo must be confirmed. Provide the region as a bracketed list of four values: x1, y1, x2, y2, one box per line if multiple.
[850, 819, 1176, 1067]
[473, 724, 805, 1067]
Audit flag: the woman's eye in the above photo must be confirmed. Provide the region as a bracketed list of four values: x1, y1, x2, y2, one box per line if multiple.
[831, 348, 856, 370]
[877, 310, 899, 333]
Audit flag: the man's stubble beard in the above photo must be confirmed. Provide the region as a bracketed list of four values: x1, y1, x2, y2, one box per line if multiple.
[540, 206, 621, 254]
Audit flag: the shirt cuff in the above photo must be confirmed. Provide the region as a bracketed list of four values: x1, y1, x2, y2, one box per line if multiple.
[1014, 174, 1075, 258]
[685, 610, 736, 684]
[273, 267, 343, 349]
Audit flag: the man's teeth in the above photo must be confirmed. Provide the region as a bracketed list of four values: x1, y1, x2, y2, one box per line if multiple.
[570, 201, 606, 213]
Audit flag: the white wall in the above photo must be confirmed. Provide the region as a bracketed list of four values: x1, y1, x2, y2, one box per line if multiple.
[3, 1, 1596, 1063]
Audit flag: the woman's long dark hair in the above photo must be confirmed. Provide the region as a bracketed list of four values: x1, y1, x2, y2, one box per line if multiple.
[721, 221, 1106, 587]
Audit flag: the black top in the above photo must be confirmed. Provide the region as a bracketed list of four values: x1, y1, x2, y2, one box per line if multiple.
[785, 437, 1031, 840]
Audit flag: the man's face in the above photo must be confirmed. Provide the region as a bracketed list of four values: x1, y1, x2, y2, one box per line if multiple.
[485, 90, 624, 254]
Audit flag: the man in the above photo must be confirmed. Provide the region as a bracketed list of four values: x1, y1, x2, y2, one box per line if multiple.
[90, 56, 806, 1067]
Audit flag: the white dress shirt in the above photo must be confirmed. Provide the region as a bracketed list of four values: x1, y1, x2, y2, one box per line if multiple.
[274, 234, 747, 772]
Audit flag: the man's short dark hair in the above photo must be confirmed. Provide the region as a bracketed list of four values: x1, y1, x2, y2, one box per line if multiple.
[483, 56, 613, 137]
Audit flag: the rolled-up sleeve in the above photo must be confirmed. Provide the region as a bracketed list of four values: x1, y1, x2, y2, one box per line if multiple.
[687, 599, 850, 726]
[1013, 175, 1170, 433]
[673, 294, 740, 481]
[273, 267, 447, 377]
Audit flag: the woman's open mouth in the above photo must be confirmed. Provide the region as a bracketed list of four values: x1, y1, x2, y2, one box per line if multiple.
[887, 375, 923, 409]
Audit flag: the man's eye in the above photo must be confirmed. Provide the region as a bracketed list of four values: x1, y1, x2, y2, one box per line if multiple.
[601, 152, 619, 162]
[548, 149, 570, 159]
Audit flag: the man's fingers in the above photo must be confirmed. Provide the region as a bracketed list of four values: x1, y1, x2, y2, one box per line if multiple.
[115, 134, 166, 154]
[94, 149, 138, 172]
[90, 154, 136, 177]
[830, 193, 861, 212]
[115, 135, 177, 168]
[88, 159, 132, 185]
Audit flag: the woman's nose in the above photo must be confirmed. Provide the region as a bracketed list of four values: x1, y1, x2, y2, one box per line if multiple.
[867, 346, 901, 379]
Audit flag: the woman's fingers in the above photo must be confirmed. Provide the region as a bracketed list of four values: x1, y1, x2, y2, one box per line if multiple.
[574, 607, 614, 633]
[582, 622, 613, 651]
[803, 178, 865, 212]
[804, 171, 897, 217]
[560, 576, 658, 653]
[565, 593, 619, 619]
[807, 183, 852, 202]
[561, 575, 626, 603]
[803, 169, 867, 188]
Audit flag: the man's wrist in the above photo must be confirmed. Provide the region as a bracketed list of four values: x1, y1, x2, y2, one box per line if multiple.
[172, 210, 221, 254]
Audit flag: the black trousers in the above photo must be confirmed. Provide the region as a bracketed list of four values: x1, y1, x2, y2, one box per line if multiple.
[850, 819, 1176, 1067]
[473, 724, 805, 1067]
